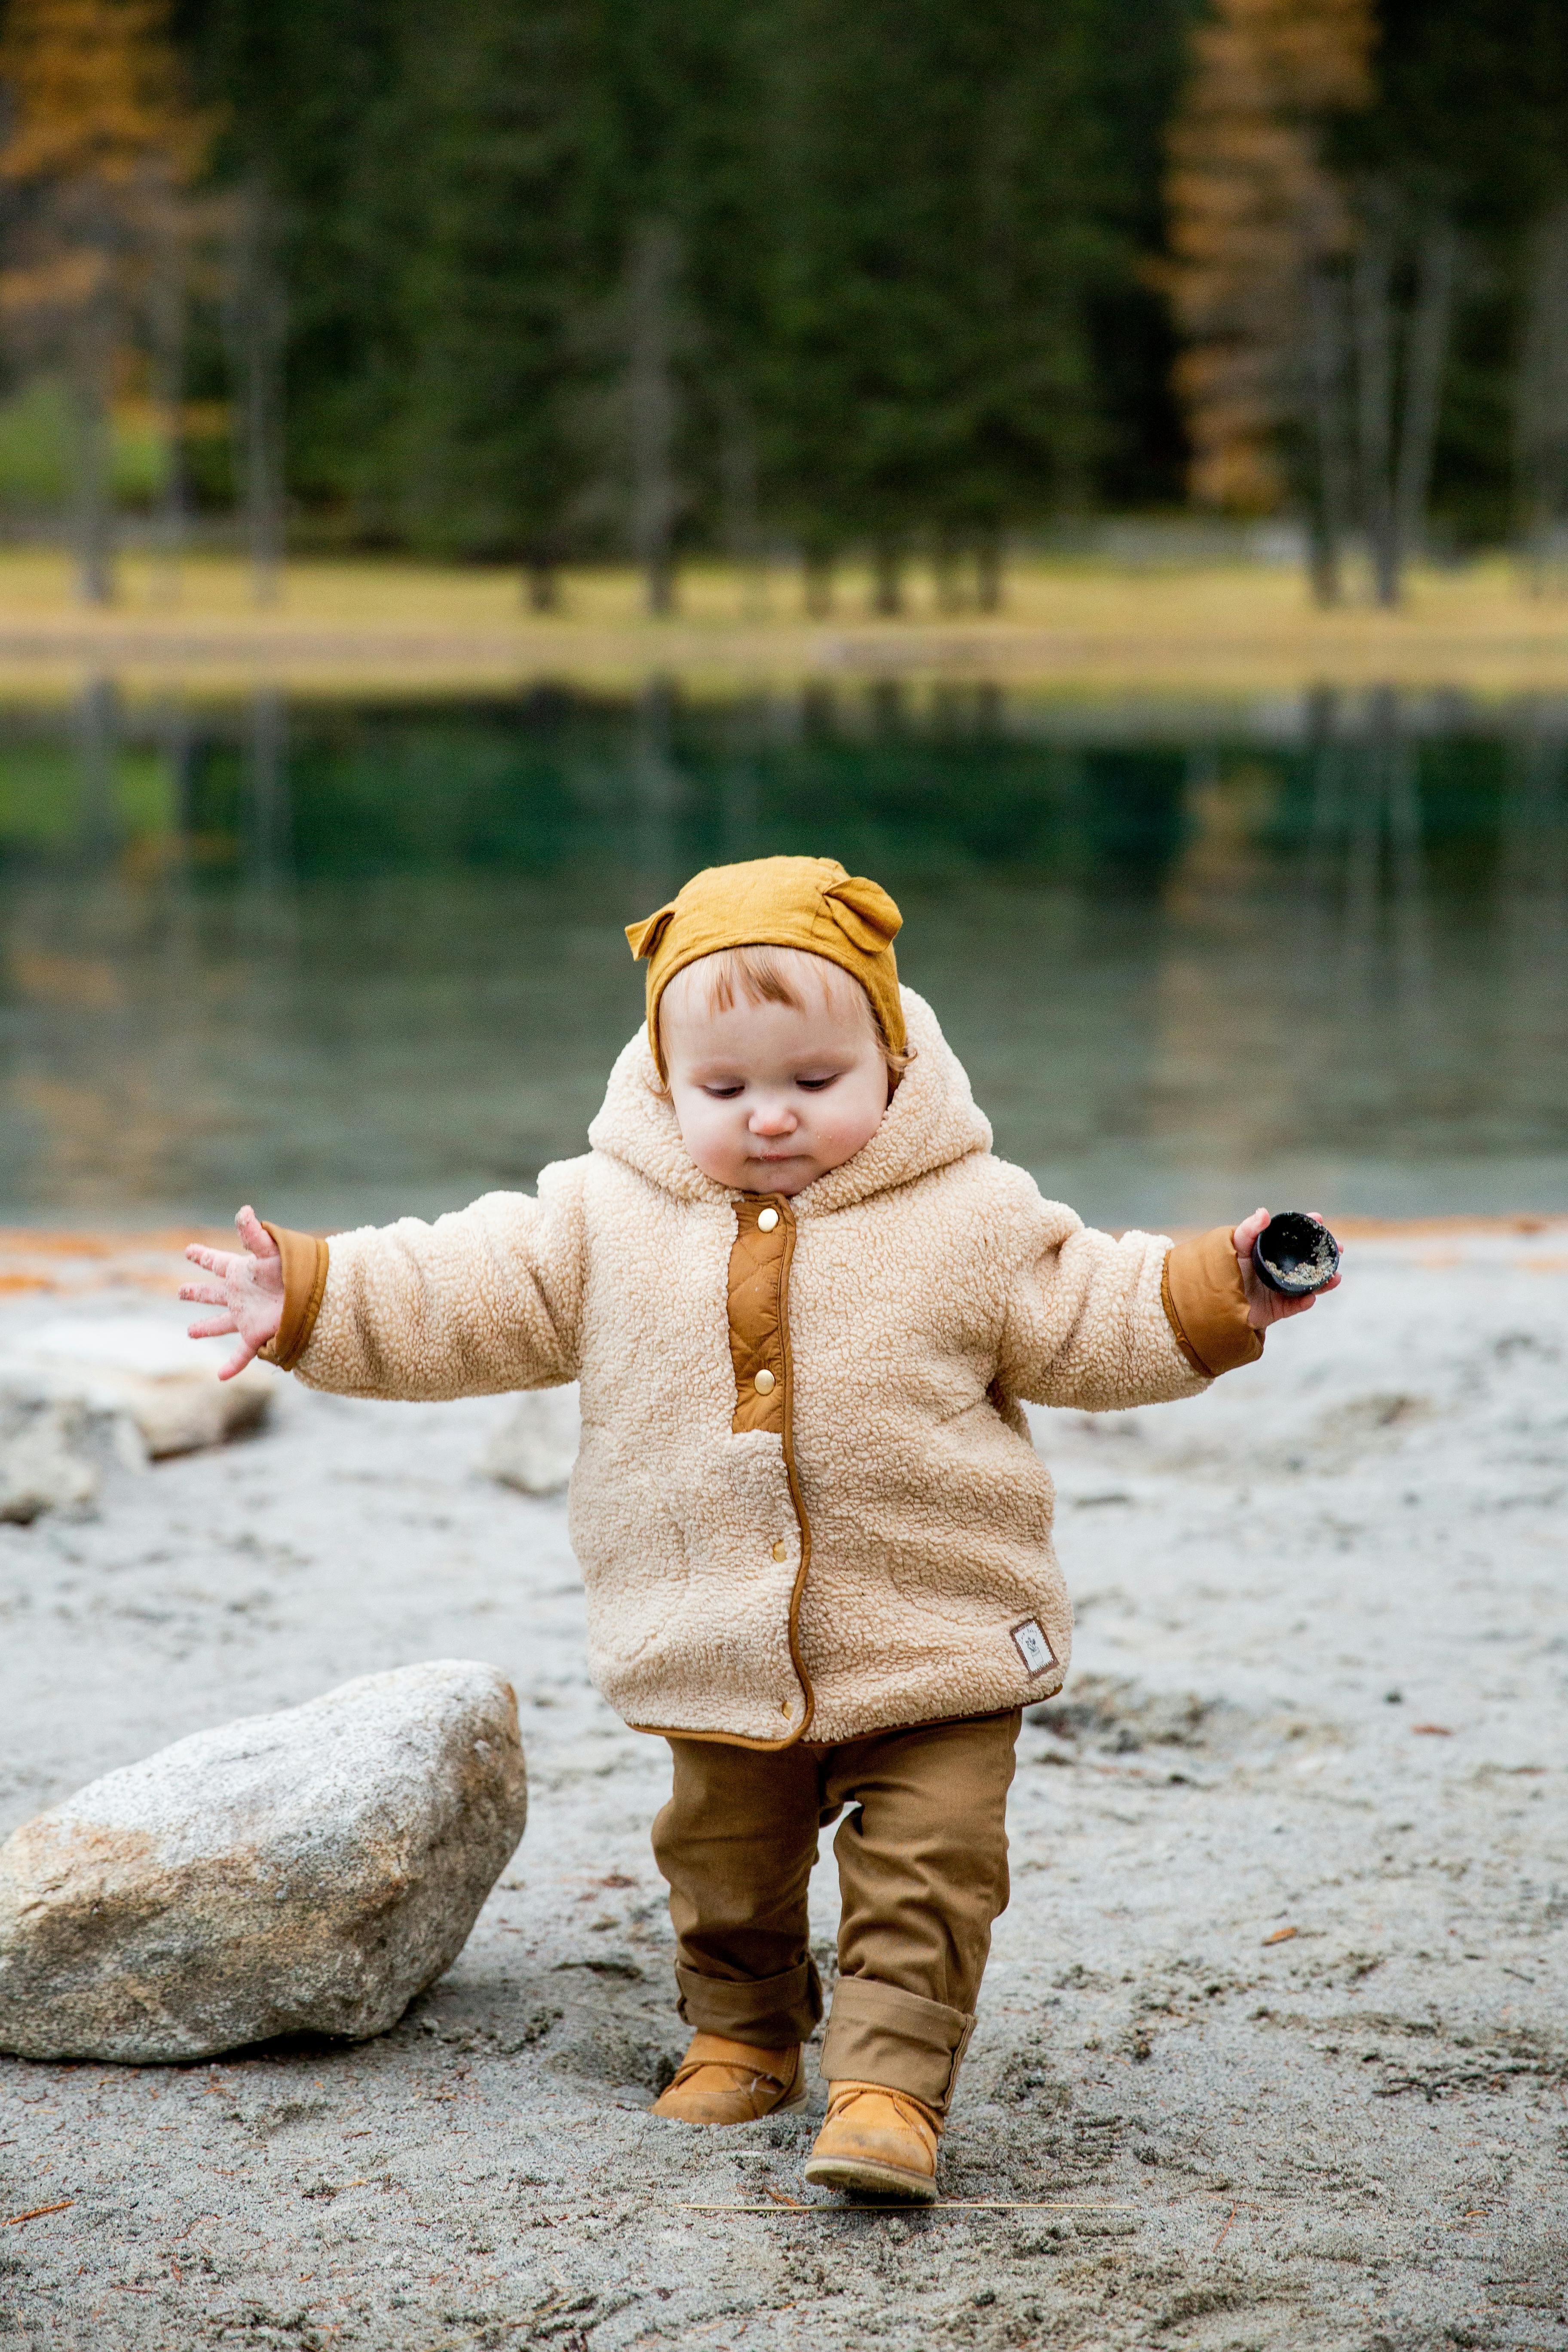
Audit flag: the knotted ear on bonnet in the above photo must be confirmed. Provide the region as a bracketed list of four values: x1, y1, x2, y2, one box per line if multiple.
[626, 854, 905, 1079]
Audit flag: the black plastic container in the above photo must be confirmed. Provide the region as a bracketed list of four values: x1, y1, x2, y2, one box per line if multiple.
[1251, 1211, 1341, 1297]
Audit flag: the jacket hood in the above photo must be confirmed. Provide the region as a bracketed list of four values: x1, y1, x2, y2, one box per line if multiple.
[586, 985, 992, 1213]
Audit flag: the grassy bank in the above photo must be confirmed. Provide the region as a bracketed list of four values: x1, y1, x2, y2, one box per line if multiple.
[0, 548, 1565, 696]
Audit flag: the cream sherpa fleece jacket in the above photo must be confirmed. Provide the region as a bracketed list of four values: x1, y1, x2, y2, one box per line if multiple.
[274, 989, 1259, 1747]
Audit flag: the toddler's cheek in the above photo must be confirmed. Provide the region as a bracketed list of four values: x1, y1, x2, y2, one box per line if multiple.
[675, 1099, 744, 1188]
[817, 1090, 887, 1170]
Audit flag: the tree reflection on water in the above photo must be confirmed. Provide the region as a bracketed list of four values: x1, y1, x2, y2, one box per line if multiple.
[0, 678, 1564, 1230]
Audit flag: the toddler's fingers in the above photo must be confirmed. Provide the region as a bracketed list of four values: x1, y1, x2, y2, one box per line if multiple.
[178, 1282, 228, 1307]
[217, 1338, 257, 1381]
[1232, 1205, 1270, 1253]
[187, 1314, 238, 1341]
[184, 1244, 233, 1277]
[236, 1204, 275, 1259]
[1280, 1272, 1340, 1313]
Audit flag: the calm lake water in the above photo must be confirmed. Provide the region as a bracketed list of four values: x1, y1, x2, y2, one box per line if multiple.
[2, 680, 1565, 1232]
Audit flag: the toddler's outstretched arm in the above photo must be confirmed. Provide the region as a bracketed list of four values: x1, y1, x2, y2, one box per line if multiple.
[181, 1207, 285, 1381]
[181, 1177, 586, 1401]
[996, 1187, 1343, 1415]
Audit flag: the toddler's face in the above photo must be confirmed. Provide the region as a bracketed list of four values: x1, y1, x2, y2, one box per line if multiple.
[660, 958, 891, 1195]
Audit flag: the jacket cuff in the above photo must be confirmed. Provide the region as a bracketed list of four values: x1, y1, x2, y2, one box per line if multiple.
[1161, 1226, 1264, 1378]
[259, 1223, 330, 1373]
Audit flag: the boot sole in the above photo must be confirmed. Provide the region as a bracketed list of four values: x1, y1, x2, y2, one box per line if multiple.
[803, 2153, 938, 2203]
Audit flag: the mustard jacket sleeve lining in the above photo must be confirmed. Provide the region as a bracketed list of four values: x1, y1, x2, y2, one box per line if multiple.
[1161, 1225, 1264, 1378]
[259, 1223, 330, 1372]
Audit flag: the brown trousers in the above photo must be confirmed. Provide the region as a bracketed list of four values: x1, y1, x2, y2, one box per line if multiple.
[652, 1711, 1020, 2114]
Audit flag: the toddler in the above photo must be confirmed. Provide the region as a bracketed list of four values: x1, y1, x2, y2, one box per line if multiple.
[182, 853, 1335, 2202]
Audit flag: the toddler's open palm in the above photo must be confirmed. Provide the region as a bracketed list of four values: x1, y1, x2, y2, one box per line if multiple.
[181, 1206, 285, 1380]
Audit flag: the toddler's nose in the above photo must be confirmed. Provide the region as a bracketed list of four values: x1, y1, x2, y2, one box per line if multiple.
[748, 1099, 798, 1136]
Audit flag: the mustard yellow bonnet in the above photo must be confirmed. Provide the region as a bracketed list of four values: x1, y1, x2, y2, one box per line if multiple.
[626, 854, 905, 1078]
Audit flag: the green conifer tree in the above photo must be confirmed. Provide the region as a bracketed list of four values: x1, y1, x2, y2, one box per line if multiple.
[392, 0, 603, 603]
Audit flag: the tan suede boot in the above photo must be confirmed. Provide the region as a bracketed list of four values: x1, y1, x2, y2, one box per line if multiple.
[650, 2033, 806, 2125]
[803, 2081, 942, 2202]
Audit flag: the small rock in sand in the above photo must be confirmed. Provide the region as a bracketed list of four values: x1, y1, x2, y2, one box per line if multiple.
[0, 1388, 144, 1523]
[483, 1384, 580, 1495]
[0, 1316, 275, 1459]
[0, 1660, 528, 2062]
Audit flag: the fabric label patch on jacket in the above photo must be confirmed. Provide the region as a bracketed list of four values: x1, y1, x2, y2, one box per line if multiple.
[1010, 1618, 1056, 1678]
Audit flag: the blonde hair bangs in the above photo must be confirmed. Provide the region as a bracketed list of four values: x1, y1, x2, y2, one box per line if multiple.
[659, 945, 913, 1075]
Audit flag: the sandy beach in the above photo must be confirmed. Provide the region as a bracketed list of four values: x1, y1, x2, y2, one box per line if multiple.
[1, 1225, 1566, 2350]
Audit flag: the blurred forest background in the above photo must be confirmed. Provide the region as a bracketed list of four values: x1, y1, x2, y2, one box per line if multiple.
[0, 0, 1567, 611]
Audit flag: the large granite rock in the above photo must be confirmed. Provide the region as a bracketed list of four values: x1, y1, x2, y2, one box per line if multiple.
[0, 1660, 528, 2062]
[482, 1384, 580, 1497]
[0, 1316, 274, 1460]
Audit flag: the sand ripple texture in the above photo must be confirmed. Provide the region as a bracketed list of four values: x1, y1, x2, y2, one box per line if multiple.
[0, 1226, 1564, 2349]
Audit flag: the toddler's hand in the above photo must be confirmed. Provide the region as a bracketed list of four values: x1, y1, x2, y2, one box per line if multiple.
[181, 1206, 285, 1380]
[1233, 1206, 1342, 1331]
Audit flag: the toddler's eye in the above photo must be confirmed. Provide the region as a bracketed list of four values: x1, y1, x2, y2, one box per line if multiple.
[702, 1083, 745, 1099]
[796, 1075, 838, 1092]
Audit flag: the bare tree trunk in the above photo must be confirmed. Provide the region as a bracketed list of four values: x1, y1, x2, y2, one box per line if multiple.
[803, 546, 835, 618]
[74, 674, 120, 848]
[1300, 193, 1453, 609]
[150, 174, 189, 606]
[870, 679, 904, 734]
[719, 389, 765, 618]
[1394, 217, 1457, 572]
[1305, 265, 1352, 605]
[632, 676, 679, 879]
[1338, 691, 1383, 998]
[73, 272, 116, 607]
[720, 695, 763, 861]
[975, 527, 1004, 613]
[1352, 200, 1399, 606]
[1516, 201, 1568, 591]
[872, 536, 904, 616]
[1300, 684, 1344, 991]
[627, 220, 680, 618]
[1498, 712, 1568, 1097]
[247, 685, 289, 887]
[1379, 688, 1433, 1032]
[523, 557, 559, 612]
[160, 693, 196, 847]
[228, 177, 287, 609]
[933, 527, 963, 615]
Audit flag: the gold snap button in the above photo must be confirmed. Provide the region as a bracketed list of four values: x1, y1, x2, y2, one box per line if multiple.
[772, 1539, 787, 1562]
[753, 1368, 776, 1394]
[757, 1207, 780, 1232]
[780, 1700, 792, 1716]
